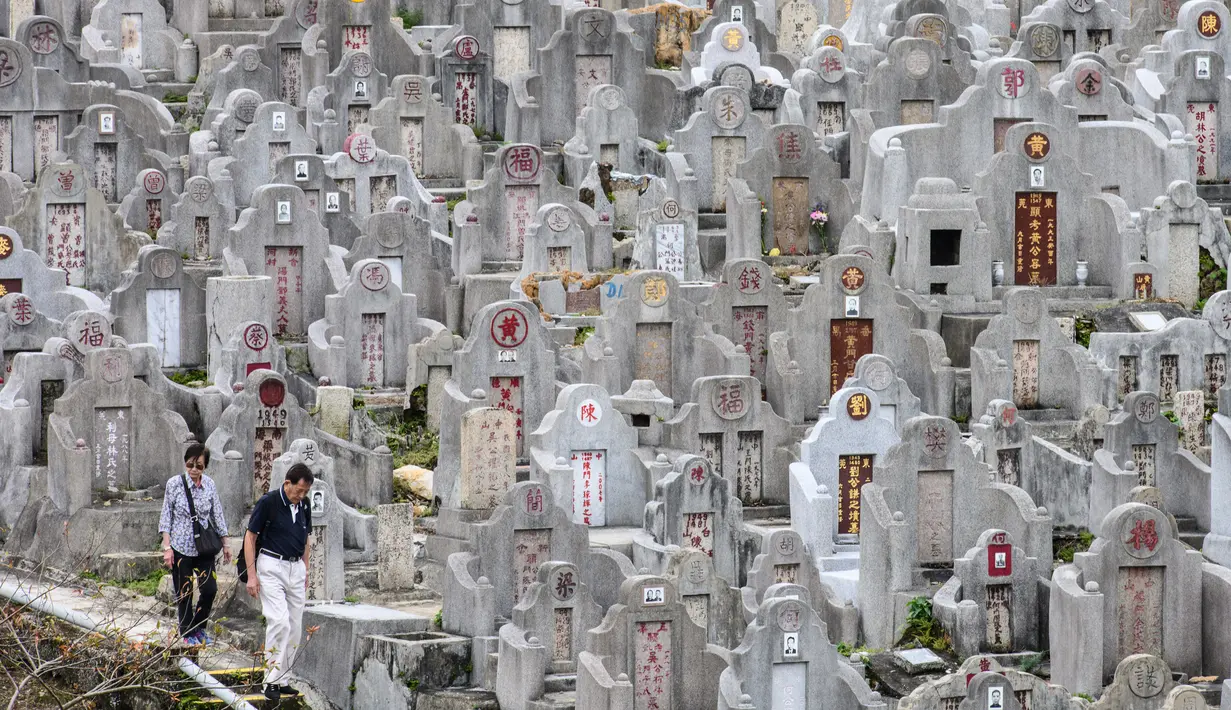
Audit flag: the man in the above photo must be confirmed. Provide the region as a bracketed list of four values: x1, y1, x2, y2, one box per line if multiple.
[245, 464, 313, 701]
[159, 443, 231, 644]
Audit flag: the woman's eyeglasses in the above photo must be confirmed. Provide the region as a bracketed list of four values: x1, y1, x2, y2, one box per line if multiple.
[185, 461, 206, 470]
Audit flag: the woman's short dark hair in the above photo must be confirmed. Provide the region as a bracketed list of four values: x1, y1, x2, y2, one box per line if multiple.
[184, 442, 210, 467]
[285, 463, 315, 485]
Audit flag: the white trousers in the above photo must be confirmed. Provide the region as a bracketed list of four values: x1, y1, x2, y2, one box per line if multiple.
[256, 554, 307, 685]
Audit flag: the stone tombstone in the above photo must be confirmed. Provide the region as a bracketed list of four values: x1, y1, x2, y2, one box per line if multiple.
[704, 259, 791, 384]
[1173, 389, 1205, 453]
[633, 196, 702, 282]
[776, 0, 821, 59]
[791, 386, 900, 553]
[118, 168, 172, 237]
[635, 454, 745, 585]
[530, 7, 647, 147]
[212, 320, 286, 396]
[377, 503, 415, 591]
[438, 32, 494, 133]
[444, 481, 591, 635]
[576, 574, 716, 710]
[896, 656, 1084, 709]
[858, 415, 1053, 648]
[457, 143, 576, 265]
[716, 593, 887, 710]
[583, 270, 748, 403]
[1089, 654, 1177, 710]
[10, 161, 143, 294]
[520, 203, 589, 276]
[498, 560, 604, 700]
[459, 407, 517, 510]
[1049, 503, 1204, 695]
[345, 209, 449, 324]
[671, 85, 769, 213]
[224, 184, 337, 338]
[19, 16, 87, 83]
[737, 122, 847, 256]
[665, 549, 744, 648]
[840, 354, 922, 430]
[63, 104, 156, 205]
[1136, 181, 1229, 308]
[203, 369, 311, 525]
[84, 0, 178, 71]
[270, 153, 363, 250]
[938, 529, 1044, 656]
[436, 300, 559, 509]
[769, 254, 916, 424]
[1094, 390, 1209, 536]
[109, 245, 208, 368]
[228, 101, 317, 207]
[562, 83, 640, 182]
[971, 288, 1113, 418]
[663, 375, 794, 506]
[158, 176, 235, 262]
[316, 259, 422, 389]
[528, 383, 642, 528]
[47, 348, 187, 499]
[269, 440, 344, 602]
[325, 50, 389, 138]
[0, 227, 100, 323]
[367, 74, 465, 180]
[326, 134, 427, 220]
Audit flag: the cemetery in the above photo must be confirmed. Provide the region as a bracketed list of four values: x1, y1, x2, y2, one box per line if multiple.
[0, 0, 1230, 708]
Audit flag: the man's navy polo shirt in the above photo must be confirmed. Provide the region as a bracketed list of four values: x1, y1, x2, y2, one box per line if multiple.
[248, 485, 311, 559]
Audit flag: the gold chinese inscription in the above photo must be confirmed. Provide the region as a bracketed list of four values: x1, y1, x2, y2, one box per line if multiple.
[829, 319, 873, 395]
[1013, 191, 1057, 285]
[837, 454, 873, 535]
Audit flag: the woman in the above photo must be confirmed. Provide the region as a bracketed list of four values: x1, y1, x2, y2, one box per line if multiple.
[158, 443, 232, 644]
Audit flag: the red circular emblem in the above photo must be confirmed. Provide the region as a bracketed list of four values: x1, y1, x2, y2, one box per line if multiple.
[244, 323, 269, 351]
[840, 266, 866, 294]
[502, 145, 542, 182]
[143, 171, 165, 195]
[454, 35, 480, 60]
[258, 378, 285, 407]
[490, 307, 528, 348]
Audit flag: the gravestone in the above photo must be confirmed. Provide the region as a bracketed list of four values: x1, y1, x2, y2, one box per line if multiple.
[716, 593, 886, 710]
[664, 375, 794, 505]
[377, 503, 415, 591]
[576, 574, 718, 710]
[1049, 503, 1204, 695]
[109, 245, 207, 368]
[633, 196, 702, 281]
[934, 529, 1046, 656]
[664, 549, 745, 648]
[528, 383, 642, 527]
[117, 169, 172, 237]
[634, 455, 746, 585]
[270, 440, 345, 601]
[442, 481, 591, 637]
[368, 75, 475, 180]
[157, 176, 235, 262]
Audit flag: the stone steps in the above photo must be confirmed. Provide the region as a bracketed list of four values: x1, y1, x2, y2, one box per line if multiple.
[1174, 515, 1207, 550]
[544, 673, 577, 693]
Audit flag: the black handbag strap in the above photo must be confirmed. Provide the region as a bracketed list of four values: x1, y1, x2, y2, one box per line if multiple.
[180, 474, 207, 528]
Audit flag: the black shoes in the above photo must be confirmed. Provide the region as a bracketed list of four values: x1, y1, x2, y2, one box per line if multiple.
[262, 682, 300, 700]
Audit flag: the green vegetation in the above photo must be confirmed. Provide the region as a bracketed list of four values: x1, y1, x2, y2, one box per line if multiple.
[167, 369, 209, 387]
[897, 596, 952, 654]
[385, 386, 440, 473]
[446, 196, 465, 212]
[949, 413, 969, 425]
[432, 609, 443, 629]
[1075, 317, 1096, 348]
[79, 570, 101, 582]
[1076, 692, 1094, 702]
[836, 642, 883, 657]
[161, 92, 188, 103]
[1055, 530, 1095, 563]
[469, 124, 503, 142]
[573, 326, 595, 347]
[406, 678, 420, 690]
[1020, 651, 1046, 673]
[1197, 247, 1227, 311]
[656, 139, 669, 153]
[394, 8, 424, 29]
[344, 595, 360, 603]
[121, 569, 168, 597]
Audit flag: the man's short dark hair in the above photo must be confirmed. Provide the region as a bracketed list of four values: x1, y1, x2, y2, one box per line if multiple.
[285, 463, 315, 485]
[184, 442, 210, 467]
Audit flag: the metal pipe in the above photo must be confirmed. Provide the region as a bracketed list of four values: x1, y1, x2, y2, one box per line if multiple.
[0, 579, 259, 710]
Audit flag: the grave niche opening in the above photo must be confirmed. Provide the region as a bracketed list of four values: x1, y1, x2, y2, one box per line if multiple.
[930, 229, 961, 266]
